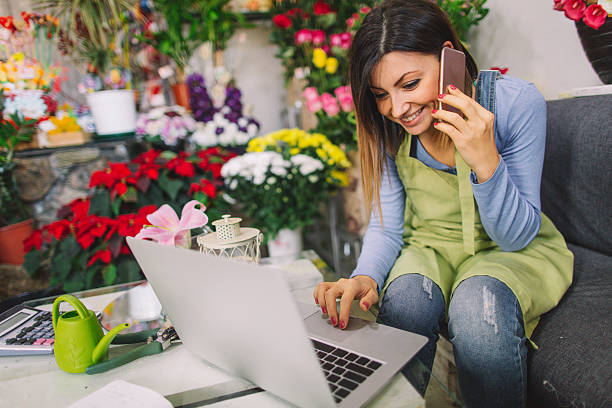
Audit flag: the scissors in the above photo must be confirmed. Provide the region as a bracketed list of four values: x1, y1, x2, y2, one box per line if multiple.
[85, 326, 180, 375]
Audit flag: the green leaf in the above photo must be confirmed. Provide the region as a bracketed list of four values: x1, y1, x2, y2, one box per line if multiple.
[63, 270, 85, 293]
[102, 263, 118, 286]
[51, 252, 72, 282]
[23, 250, 41, 278]
[117, 258, 143, 283]
[90, 190, 111, 217]
[58, 235, 80, 258]
[111, 197, 121, 217]
[86, 266, 99, 289]
[159, 173, 183, 201]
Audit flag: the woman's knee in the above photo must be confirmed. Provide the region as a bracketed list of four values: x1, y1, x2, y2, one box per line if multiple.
[378, 274, 445, 336]
[448, 276, 525, 363]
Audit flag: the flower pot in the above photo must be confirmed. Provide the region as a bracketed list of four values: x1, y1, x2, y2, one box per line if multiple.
[0, 218, 34, 265]
[172, 82, 190, 110]
[268, 228, 303, 259]
[575, 19, 612, 84]
[86, 90, 137, 138]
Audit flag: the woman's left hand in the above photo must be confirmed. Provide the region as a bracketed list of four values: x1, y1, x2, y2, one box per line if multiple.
[432, 85, 500, 183]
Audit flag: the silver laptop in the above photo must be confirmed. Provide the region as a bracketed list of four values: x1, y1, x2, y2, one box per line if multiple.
[126, 237, 427, 407]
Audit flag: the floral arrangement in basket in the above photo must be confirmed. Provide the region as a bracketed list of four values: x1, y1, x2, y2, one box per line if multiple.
[221, 128, 350, 239]
[554, 0, 611, 29]
[187, 73, 261, 148]
[135, 105, 197, 148]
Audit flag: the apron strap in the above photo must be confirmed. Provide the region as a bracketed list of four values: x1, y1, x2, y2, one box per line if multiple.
[456, 70, 502, 255]
[455, 150, 475, 255]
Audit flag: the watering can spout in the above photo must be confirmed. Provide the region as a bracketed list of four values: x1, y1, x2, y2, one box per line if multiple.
[91, 322, 130, 365]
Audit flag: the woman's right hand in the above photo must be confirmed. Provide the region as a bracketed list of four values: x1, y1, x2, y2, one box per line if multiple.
[313, 275, 379, 330]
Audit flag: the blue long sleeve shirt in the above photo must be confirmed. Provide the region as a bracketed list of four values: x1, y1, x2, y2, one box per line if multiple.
[351, 75, 547, 292]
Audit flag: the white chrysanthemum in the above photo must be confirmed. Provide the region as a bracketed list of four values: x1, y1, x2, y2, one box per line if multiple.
[290, 154, 324, 175]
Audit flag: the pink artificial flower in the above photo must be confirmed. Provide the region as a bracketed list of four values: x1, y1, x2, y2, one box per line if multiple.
[135, 200, 208, 247]
[295, 29, 312, 45]
[360, 6, 371, 14]
[554, 0, 570, 10]
[563, 0, 587, 21]
[340, 32, 352, 50]
[346, 17, 356, 28]
[330, 33, 342, 47]
[311, 29, 326, 45]
[303, 87, 320, 102]
[583, 4, 607, 29]
[320, 92, 335, 104]
[306, 97, 323, 113]
[322, 44, 331, 55]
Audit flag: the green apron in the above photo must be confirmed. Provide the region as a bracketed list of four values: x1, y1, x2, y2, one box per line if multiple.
[380, 134, 574, 340]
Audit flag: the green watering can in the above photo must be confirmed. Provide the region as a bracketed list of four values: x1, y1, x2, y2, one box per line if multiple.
[52, 294, 130, 373]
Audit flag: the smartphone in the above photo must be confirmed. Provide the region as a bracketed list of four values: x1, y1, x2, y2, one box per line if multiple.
[439, 47, 466, 115]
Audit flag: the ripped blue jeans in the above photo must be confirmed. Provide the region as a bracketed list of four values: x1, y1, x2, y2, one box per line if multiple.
[377, 274, 527, 408]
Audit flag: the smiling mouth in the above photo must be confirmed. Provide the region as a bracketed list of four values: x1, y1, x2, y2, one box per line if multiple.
[400, 106, 425, 123]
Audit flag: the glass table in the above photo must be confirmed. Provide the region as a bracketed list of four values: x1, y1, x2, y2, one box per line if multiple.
[3, 250, 425, 407]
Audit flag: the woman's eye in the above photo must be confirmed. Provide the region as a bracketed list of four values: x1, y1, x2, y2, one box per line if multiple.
[373, 91, 387, 99]
[402, 79, 420, 90]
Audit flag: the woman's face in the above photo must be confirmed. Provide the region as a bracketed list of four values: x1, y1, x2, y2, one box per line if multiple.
[370, 51, 440, 137]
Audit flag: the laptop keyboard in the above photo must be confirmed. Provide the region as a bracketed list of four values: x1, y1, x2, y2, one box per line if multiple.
[311, 339, 384, 404]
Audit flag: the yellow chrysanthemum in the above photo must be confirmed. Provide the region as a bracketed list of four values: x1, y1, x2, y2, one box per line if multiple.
[325, 57, 339, 74]
[330, 170, 349, 187]
[312, 48, 327, 69]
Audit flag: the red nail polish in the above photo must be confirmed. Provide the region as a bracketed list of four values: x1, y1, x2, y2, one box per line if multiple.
[450, 84, 457, 90]
[331, 317, 337, 326]
[339, 321, 345, 329]
[434, 122, 440, 126]
[314, 298, 319, 305]
[438, 94, 445, 99]
[322, 306, 327, 314]
[431, 109, 437, 114]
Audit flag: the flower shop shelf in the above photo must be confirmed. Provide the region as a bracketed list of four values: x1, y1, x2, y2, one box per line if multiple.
[14, 134, 137, 159]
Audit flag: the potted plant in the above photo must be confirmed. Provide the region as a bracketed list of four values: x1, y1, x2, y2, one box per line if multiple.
[222, 128, 350, 257]
[0, 91, 38, 264]
[143, 0, 247, 108]
[37, 0, 139, 138]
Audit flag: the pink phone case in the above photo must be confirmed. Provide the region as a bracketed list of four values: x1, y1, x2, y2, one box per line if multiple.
[439, 47, 466, 115]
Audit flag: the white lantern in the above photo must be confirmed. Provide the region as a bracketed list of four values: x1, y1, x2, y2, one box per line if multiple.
[197, 214, 263, 263]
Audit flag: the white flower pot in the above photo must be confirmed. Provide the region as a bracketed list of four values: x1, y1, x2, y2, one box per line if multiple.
[86, 90, 136, 136]
[268, 228, 303, 259]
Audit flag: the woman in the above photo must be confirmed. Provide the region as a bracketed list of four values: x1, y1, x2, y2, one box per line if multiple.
[313, 1, 573, 406]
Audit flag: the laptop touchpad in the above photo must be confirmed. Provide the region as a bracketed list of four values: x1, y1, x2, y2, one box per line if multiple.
[304, 313, 372, 344]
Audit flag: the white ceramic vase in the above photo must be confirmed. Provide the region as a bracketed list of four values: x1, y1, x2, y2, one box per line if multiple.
[86, 89, 136, 136]
[267, 228, 303, 259]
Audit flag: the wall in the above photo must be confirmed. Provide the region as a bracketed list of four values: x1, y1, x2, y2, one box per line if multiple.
[467, 0, 603, 100]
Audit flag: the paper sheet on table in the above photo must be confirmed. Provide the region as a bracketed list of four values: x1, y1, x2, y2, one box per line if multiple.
[68, 380, 172, 408]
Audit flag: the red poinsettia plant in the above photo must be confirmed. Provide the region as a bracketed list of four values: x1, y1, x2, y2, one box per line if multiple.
[23, 197, 158, 292]
[554, 0, 612, 29]
[87, 147, 238, 223]
[22, 146, 238, 292]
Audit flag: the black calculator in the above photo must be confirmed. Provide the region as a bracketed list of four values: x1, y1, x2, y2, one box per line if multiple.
[0, 304, 55, 356]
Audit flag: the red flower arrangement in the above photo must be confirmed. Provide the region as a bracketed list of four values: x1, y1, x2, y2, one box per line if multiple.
[554, 0, 611, 29]
[23, 197, 157, 292]
[22, 147, 238, 292]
